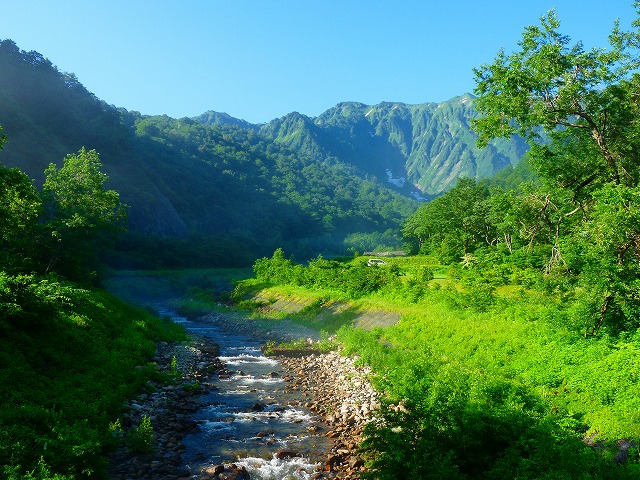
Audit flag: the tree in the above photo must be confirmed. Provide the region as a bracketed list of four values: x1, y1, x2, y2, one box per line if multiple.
[573, 184, 640, 334]
[472, 6, 640, 199]
[0, 166, 42, 266]
[41, 148, 128, 281]
[402, 178, 490, 262]
[472, 5, 640, 333]
[0, 125, 44, 270]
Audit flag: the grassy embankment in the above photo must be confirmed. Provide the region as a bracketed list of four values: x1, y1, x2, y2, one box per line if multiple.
[220, 254, 640, 479]
[0, 273, 187, 479]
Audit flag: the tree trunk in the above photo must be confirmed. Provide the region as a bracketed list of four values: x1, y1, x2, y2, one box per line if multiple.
[586, 294, 613, 337]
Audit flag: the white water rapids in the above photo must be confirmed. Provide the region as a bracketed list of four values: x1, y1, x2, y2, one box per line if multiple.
[163, 311, 332, 480]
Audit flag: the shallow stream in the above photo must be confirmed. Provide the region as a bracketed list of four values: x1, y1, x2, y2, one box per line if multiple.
[164, 311, 332, 480]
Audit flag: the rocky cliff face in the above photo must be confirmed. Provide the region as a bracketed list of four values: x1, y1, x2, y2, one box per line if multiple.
[260, 95, 529, 196]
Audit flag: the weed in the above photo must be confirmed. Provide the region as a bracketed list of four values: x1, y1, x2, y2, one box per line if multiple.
[169, 355, 179, 378]
[126, 416, 155, 454]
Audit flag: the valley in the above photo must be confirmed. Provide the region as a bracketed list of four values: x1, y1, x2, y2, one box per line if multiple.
[3, 4, 640, 479]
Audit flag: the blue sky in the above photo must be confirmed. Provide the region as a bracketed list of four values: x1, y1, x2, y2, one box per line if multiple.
[1, 1, 637, 123]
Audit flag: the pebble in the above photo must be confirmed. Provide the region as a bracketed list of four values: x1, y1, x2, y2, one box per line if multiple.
[107, 338, 224, 480]
[278, 350, 378, 478]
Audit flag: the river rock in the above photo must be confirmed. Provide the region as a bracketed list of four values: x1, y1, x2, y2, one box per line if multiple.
[275, 450, 301, 459]
[203, 464, 225, 475]
[277, 349, 378, 478]
[108, 335, 223, 480]
[217, 464, 250, 480]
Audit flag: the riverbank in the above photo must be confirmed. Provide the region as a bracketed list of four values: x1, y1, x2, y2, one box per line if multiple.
[278, 351, 378, 479]
[108, 337, 225, 479]
[107, 312, 376, 480]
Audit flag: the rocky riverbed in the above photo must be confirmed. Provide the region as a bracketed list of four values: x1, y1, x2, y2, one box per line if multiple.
[108, 338, 224, 479]
[107, 312, 379, 480]
[278, 351, 379, 479]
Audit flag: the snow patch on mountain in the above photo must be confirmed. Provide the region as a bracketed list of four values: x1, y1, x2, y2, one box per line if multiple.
[386, 169, 406, 188]
[411, 191, 427, 201]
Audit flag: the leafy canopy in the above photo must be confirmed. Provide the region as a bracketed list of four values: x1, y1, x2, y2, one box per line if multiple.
[0, 166, 42, 245]
[473, 5, 640, 196]
[465, 3, 640, 334]
[40, 148, 128, 281]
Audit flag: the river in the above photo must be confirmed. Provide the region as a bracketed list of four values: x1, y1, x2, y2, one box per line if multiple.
[163, 310, 333, 480]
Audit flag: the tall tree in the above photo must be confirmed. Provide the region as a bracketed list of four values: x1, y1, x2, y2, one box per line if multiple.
[0, 126, 44, 269]
[472, 5, 640, 333]
[41, 148, 128, 281]
[472, 6, 640, 199]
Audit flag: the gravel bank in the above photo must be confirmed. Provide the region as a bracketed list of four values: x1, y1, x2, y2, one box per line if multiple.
[108, 338, 225, 480]
[278, 350, 379, 479]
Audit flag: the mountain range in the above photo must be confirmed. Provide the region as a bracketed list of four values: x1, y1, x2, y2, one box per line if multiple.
[200, 96, 529, 198]
[0, 38, 529, 267]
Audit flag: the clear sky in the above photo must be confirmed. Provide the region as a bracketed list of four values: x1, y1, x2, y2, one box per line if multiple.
[1, 1, 637, 124]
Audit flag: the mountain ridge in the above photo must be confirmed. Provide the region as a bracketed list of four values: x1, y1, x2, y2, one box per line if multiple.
[0, 37, 528, 266]
[196, 94, 528, 196]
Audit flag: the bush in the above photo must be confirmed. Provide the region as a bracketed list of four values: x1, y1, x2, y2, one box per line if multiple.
[0, 272, 185, 477]
[361, 358, 639, 480]
[126, 416, 155, 454]
[252, 250, 401, 298]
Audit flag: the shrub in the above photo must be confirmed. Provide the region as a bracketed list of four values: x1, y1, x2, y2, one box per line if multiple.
[252, 250, 402, 298]
[126, 415, 155, 454]
[0, 272, 185, 477]
[416, 265, 434, 283]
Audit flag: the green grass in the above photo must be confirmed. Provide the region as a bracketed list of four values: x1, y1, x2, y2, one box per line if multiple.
[228, 254, 640, 477]
[0, 273, 187, 479]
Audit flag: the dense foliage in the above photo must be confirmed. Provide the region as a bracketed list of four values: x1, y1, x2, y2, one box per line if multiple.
[0, 273, 183, 479]
[124, 113, 416, 260]
[341, 308, 640, 480]
[244, 247, 640, 478]
[404, 5, 640, 337]
[0, 133, 185, 478]
[253, 248, 402, 298]
[1, 146, 126, 283]
[0, 38, 425, 266]
[41, 148, 128, 280]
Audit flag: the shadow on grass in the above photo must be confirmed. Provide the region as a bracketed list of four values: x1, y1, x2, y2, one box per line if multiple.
[354, 353, 640, 480]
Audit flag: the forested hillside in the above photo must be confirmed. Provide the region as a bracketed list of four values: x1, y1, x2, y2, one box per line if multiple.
[0, 39, 414, 266]
[0, 38, 532, 268]
[199, 96, 530, 197]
